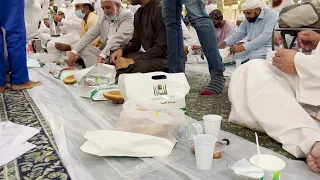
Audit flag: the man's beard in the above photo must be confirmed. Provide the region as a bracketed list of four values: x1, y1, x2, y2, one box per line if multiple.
[247, 13, 259, 23]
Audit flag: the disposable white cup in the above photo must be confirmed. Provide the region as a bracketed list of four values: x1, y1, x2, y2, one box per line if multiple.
[236, 59, 242, 67]
[203, 115, 222, 139]
[46, 63, 56, 74]
[193, 134, 217, 170]
[250, 154, 286, 180]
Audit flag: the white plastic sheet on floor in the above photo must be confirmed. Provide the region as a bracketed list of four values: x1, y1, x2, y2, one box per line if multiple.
[27, 68, 320, 180]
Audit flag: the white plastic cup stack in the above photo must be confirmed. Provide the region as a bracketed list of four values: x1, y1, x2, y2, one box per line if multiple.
[193, 134, 217, 170]
[250, 154, 286, 180]
[203, 115, 222, 140]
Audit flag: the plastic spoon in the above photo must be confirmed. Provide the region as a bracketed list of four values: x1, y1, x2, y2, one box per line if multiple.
[255, 132, 261, 166]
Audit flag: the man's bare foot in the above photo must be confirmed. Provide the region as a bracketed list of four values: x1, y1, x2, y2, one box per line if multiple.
[11, 81, 42, 91]
[0, 83, 11, 93]
[307, 142, 320, 173]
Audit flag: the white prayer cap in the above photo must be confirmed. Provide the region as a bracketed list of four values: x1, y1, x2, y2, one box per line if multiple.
[207, 4, 217, 14]
[241, 0, 268, 10]
[237, 13, 245, 21]
[101, 0, 122, 5]
[73, 0, 92, 5]
[58, 7, 67, 15]
[43, 15, 49, 20]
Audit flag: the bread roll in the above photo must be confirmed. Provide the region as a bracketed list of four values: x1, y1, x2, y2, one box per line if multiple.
[63, 75, 77, 84]
[103, 91, 124, 101]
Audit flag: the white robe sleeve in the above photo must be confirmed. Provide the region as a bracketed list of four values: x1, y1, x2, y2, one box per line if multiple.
[72, 24, 101, 55]
[100, 11, 134, 57]
[294, 43, 320, 106]
[27, 27, 50, 40]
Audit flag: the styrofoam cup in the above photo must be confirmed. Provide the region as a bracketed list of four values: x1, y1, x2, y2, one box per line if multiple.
[193, 134, 217, 170]
[250, 154, 286, 180]
[203, 115, 222, 139]
[236, 59, 242, 67]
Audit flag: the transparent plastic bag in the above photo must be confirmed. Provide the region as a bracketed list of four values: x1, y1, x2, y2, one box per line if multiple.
[73, 64, 117, 98]
[116, 101, 187, 141]
[75, 64, 116, 88]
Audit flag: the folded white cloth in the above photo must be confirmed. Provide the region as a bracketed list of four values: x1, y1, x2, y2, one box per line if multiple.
[81, 130, 176, 157]
[0, 121, 39, 166]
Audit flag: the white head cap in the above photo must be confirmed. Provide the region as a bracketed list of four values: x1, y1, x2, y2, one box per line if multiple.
[241, 0, 268, 11]
[43, 15, 49, 20]
[237, 13, 245, 21]
[58, 7, 68, 15]
[73, 0, 92, 5]
[207, 4, 217, 14]
[101, 0, 122, 5]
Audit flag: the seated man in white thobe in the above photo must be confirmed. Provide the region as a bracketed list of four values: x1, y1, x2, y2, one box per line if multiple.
[67, 0, 134, 68]
[228, 30, 320, 173]
[27, 16, 52, 47]
[47, 4, 82, 61]
[219, 0, 278, 63]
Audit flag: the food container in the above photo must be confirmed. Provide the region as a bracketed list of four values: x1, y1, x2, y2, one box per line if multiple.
[191, 139, 229, 159]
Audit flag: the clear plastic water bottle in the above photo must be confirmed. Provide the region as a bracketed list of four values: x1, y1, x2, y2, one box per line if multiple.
[59, 50, 65, 65]
[266, 48, 275, 62]
[178, 120, 204, 146]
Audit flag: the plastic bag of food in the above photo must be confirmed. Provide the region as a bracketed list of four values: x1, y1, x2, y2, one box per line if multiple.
[73, 64, 117, 99]
[116, 100, 187, 141]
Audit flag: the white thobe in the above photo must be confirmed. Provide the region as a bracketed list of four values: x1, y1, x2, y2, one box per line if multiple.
[27, 27, 52, 47]
[37, 0, 50, 19]
[128, 4, 141, 15]
[47, 4, 81, 60]
[229, 44, 320, 158]
[93, 0, 103, 18]
[71, 10, 134, 67]
[181, 20, 192, 48]
[24, 0, 42, 37]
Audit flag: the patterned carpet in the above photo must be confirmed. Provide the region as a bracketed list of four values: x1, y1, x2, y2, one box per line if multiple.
[0, 90, 70, 180]
[185, 74, 295, 159]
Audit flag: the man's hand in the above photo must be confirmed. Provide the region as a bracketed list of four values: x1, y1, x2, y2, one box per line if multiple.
[272, 48, 298, 74]
[115, 57, 134, 70]
[218, 41, 227, 49]
[235, 42, 244, 46]
[230, 45, 245, 55]
[67, 53, 77, 67]
[55, 43, 71, 51]
[97, 56, 105, 63]
[192, 45, 202, 51]
[54, 15, 63, 23]
[110, 49, 123, 65]
[298, 30, 320, 51]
